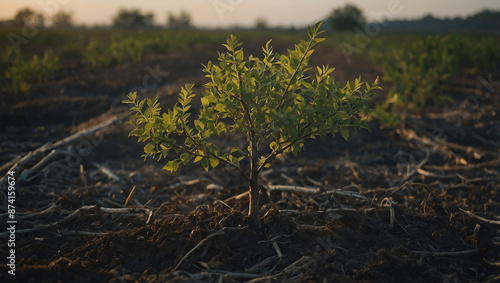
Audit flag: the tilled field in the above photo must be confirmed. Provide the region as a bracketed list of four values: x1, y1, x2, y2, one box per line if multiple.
[1, 42, 499, 282]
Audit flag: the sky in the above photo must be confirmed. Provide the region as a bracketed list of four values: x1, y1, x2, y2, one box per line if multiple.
[0, 0, 499, 28]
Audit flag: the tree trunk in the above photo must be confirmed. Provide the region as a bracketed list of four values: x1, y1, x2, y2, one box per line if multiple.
[248, 168, 260, 229]
[248, 133, 261, 229]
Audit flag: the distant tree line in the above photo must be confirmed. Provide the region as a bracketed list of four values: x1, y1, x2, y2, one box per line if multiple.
[112, 9, 154, 28]
[2, 5, 499, 32]
[111, 8, 193, 29]
[1, 7, 73, 28]
[0, 7, 193, 29]
[379, 10, 500, 33]
[327, 4, 500, 33]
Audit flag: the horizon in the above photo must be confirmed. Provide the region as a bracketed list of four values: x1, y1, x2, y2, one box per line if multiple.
[0, 0, 499, 28]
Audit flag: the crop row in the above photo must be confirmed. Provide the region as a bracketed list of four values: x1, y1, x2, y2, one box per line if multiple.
[370, 33, 500, 126]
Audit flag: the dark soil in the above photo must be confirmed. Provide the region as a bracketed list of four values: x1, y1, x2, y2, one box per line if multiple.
[1, 37, 499, 283]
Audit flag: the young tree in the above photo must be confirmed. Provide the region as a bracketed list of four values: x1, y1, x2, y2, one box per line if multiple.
[13, 8, 45, 27]
[254, 17, 269, 30]
[167, 10, 192, 29]
[52, 10, 73, 28]
[113, 9, 154, 28]
[327, 4, 366, 31]
[123, 22, 380, 228]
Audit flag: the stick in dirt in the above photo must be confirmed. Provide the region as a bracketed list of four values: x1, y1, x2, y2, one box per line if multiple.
[0, 205, 151, 238]
[0, 113, 128, 189]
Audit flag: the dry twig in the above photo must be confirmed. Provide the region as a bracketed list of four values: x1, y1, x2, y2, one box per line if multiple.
[174, 227, 236, 271]
[411, 249, 478, 256]
[18, 203, 61, 220]
[417, 168, 459, 180]
[484, 259, 500, 267]
[245, 255, 279, 273]
[224, 191, 249, 203]
[19, 149, 67, 181]
[321, 189, 368, 200]
[0, 205, 97, 238]
[93, 163, 121, 182]
[0, 205, 151, 238]
[124, 186, 137, 207]
[424, 159, 500, 172]
[459, 208, 500, 226]
[399, 128, 494, 160]
[268, 185, 320, 194]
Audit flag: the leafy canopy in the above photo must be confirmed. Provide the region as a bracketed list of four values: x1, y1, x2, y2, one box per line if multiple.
[327, 4, 366, 31]
[123, 22, 380, 175]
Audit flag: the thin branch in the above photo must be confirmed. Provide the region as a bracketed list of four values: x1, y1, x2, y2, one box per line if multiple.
[58, 230, 112, 236]
[18, 203, 61, 220]
[256, 36, 318, 142]
[417, 168, 458, 180]
[232, 53, 255, 132]
[0, 205, 151, 238]
[411, 250, 478, 256]
[19, 149, 67, 181]
[259, 104, 355, 173]
[484, 259, 500, 267]
[268, 185, 320, 194]
[459, 208, 500, 225]
[276, 37, 315, 110]
[321, 189, 368, 200]
[245, 255, 279, 273]
[280, 255, 313, 277]
[174, 227, 236, 271]
[124, 186, 137, 207]
[224, 191, 248, 203]
[0, 205, 97, 238]
[175, 121, 250, 181]
[424, 159, 500, 172]
[258, 128, 320, 172]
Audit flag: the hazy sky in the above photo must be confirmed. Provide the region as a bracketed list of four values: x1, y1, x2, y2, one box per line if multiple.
[1, 0, 499, 28]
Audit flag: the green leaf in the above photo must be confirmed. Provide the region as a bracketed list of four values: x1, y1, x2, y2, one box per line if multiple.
[214, 103, 226, 112]
[269, 141, 279, 151]
[180, 153, 191, 165]
[291, 143, 301, 156]
[129, 129, 142, 137]
[201, 158, 209, 171]
[340, 127, 349, 140]
[143, 123, 152, 134]
[201, 96, 210, 107]
[314, 38, 325, 44]
[359, 122, 371, 132]
[163, 160, 179, 172]
[144, 143, 155, 154]
[307, 25, 313, 39]
[138, 99, 145, 111]
[209, 156, 220, 168]
[128, 92, 137, 101]
[194, 120, 205, 131]
[314, 21, 322, 34]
